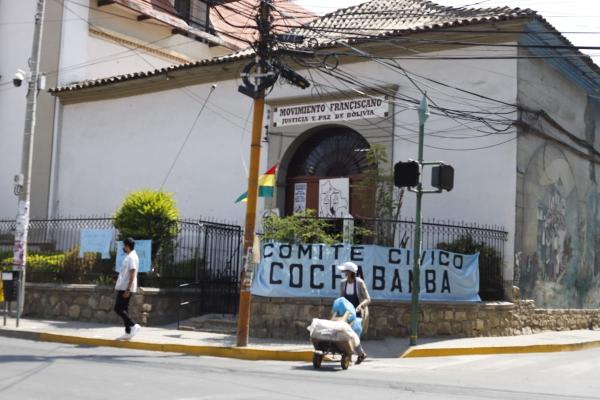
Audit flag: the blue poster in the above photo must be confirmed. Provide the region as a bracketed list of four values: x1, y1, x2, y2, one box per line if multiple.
[115, 240, 152, 273]
[79, 229, 114, 259]
[251, 242, 481, 302]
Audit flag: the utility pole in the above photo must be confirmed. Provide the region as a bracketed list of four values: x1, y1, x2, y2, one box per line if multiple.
[409, 95, 430, 347]
[236, 0, 273, 348]
[234, 0, 309, 347]
[13, 0, 46, 324]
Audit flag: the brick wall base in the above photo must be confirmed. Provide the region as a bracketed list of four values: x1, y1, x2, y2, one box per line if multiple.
[250, 296, 600, 340]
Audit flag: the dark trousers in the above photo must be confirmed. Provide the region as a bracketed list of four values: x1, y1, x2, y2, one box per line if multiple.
[355, 343, 366, 357]
[114, 291, 135, 333]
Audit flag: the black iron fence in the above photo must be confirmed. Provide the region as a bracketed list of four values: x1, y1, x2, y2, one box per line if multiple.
[0, 215, 507, 305]
[311, 217, 508, 300]
[175, 221, 244, 316]
[0, 218, 243, 301]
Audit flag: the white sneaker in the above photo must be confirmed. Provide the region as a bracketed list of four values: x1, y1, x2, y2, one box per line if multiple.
[117, 333, 132, 341]
[130, 324, 141, 338]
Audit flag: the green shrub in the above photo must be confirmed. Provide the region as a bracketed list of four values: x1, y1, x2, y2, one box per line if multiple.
[0, 248, 115, 284]
[1, 253, 64, 282]
[1, 253, 63, 268]
[262, 209, 341, 244]
[59, 247, 101, 283]
[114, 190, 180, 257]
[437, 234, 502, 271]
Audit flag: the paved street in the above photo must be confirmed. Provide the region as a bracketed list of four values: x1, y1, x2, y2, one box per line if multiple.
[2, 338, 600, 400]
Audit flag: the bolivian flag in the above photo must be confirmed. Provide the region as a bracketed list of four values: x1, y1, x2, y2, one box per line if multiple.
[235, 164, 277, 203]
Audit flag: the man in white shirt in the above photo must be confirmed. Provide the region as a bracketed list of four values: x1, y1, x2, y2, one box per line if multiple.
[114, 237, 140, 340]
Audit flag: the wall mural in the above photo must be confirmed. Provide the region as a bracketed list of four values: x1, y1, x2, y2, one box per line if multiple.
[518, 144, 600, 308]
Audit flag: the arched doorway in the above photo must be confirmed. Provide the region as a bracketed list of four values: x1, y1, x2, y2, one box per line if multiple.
[283, 126, 375, 217]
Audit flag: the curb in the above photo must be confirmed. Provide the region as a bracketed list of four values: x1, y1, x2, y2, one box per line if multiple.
[0, 328, 314, 362]
[401, 339, 600, 358]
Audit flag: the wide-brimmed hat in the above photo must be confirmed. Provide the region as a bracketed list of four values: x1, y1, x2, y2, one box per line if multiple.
[337, 261, 358, 274]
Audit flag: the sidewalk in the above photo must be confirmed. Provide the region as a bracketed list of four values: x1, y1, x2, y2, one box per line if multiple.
[0, 317, 315, 362]
[2, 317, 600, 361]
[402, 329, 600, 357]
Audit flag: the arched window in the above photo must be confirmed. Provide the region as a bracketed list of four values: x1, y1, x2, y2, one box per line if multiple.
[284, 127, 374, 217]
[287, 127, 371, 178]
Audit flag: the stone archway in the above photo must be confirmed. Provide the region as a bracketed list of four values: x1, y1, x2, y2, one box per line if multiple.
[281, 126, 374, 217]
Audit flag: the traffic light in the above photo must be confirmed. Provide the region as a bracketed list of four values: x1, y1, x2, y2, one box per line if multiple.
[394, 161, 420, 188]
[431, 165, 454, 191]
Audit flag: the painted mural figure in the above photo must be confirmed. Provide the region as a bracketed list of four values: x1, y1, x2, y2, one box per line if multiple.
[538, 190, 568, 281]
[319, 179, 349, 218]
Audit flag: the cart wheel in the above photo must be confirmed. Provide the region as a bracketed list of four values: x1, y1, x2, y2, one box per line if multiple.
[341, 354, 351, 370]
[312, 352, 323, 369]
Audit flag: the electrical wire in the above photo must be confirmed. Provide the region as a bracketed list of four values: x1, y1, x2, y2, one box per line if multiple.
[291, 60, 518, 151]
[160, 84, 217, 189]
[282, 16, 521, 134]
[52, 0, 254, 130]
[32, 0, 255, 83]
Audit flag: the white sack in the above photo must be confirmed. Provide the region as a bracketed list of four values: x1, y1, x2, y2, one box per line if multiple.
[307, 318, 360, 348]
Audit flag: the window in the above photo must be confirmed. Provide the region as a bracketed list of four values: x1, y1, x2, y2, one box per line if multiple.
[287, 128, 371, 178]
[174, 0, 209, 30]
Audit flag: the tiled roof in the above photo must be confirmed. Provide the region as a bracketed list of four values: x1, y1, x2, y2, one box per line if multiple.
[50, 0, 599, 95]
[49, 48, 254, 94]
[294, 0, 536, 43]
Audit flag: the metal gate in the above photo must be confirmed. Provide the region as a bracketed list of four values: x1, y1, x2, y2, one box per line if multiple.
[178, 220, 243, 318]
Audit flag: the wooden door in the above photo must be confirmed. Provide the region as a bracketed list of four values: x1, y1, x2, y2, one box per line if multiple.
[285, 175, 375, 218]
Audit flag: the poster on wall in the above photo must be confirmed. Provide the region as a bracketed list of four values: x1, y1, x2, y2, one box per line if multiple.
[115, 240, 152, 273]
[293, 183, 307, 214]
[318, 178, 349, 218]
[79, 229, 114, 259]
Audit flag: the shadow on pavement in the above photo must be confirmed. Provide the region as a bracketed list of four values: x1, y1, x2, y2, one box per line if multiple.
[292, 364, 347, 372]
[0, 353, 182, 364]
[361, 336, 459, 359]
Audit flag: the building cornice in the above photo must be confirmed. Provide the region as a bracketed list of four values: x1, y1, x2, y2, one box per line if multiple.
[89, 27, 193, 65]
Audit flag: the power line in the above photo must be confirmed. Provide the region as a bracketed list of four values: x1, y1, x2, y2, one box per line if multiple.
[298, 62, 518, 151]
[160, 84, 217, 189]
[32, 0, 254, 82]
[282, 14, 521, 128]
[298, 23, 600, 52]
[51, 0, 254, 131]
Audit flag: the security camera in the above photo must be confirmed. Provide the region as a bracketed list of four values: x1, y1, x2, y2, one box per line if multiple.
[13, 69, 26, 87]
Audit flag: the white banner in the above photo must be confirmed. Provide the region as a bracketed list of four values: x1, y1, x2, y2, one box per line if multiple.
[252, 243, 481, 302]
[272, 97, 388, 127]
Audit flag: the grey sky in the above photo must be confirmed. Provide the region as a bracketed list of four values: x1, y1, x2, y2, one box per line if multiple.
[294, 0, 600, 63]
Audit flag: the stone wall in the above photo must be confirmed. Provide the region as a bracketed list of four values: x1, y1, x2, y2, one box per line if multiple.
[24, 283, 194, 326]
[22, 284, 600, 339]
[250, 296, 600, 340]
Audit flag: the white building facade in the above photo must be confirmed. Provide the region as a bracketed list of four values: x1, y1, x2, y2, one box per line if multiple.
[5, 0, 600, 307]
[0, 0, 258, 220]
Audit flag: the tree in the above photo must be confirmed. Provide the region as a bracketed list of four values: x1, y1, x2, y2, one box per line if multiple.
[354, 144, 405, 246]
[114, 190, 180, 258]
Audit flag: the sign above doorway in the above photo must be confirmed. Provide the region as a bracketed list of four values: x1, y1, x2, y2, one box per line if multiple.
[272, 96, 389, 127]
